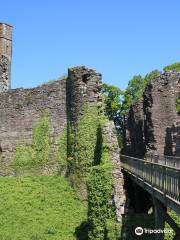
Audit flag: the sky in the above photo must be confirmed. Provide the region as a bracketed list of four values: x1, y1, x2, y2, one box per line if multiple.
[1, 0, 180, 90]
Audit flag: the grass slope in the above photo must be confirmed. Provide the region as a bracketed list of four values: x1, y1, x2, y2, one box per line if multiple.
[0, 176, 86, 240]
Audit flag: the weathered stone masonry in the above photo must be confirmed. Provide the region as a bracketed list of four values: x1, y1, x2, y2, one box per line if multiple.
[124, 71, 180, 157]
[0, 23, 12, 92]
[66, 66, 102, 127]
[0, 79, 67, 162]
[0, 67, 103, 164]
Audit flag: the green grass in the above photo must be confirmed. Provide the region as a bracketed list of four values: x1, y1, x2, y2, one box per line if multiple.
[0, 176, 87, 240]
[165, 210, 180, 240]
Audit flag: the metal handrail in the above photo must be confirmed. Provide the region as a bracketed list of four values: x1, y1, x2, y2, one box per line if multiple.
[121, 154, 180, 204]
[121, 154, 180, 169]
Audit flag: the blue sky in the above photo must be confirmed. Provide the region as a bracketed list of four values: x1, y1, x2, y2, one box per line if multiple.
[1, 0, 180, 89]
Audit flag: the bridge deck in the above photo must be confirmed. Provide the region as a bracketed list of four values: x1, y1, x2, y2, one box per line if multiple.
[121, 155, 180, 214]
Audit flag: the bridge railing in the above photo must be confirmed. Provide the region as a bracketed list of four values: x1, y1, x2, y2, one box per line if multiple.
[145, 154, 180, 168]
[121, 155, 180, 204]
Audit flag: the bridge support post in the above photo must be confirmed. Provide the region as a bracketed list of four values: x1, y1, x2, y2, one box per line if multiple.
[154, 198, 166, 240]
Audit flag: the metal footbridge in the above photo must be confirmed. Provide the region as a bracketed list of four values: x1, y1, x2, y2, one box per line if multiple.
[121, 154, 180, 240]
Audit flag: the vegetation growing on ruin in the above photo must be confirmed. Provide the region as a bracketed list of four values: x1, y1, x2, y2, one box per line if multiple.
[65, 105, 120, 239]
[67, 106, 100, 177]
[176, 96, 180, 114]
[57, 128, 67, 175]
[88, 165, 120, 240]
[10, 104, 120, 239]
[86, 110, 119, 239]
[32, 113, 51, 165]
[0, 176, 86, 240]
[8, 62, 180, 240]
[164, 62, 180, 71]
[90, 150, 118, 237]
[13, 113, 52, 173]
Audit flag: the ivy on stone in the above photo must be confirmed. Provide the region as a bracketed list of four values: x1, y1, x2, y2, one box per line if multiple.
[57, 128, 67, 175]
[13, 113, 51, 173]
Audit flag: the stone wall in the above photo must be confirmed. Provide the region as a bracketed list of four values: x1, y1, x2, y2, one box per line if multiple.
[0, 63, 125, 220]
[124, 100, 145, 158]
[104, 121, 125, 221]
[67, 66, 102, 126]
[124, 71, 180, 157]
[0, 66, 106, 169]
[0, 79, 67, 165]
[144, 71, 180, 156]
[0, 23, 12, 92]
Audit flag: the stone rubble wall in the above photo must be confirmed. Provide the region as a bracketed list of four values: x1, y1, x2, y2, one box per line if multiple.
[0, 79, 67, 164]
[124, 100, 145, 158]
[124, 71, 180, 157]
[67, 66, 102, 127]
[0, 55, 11, 92]
[0, 66, 108, 165]
[0, 23, 13, 92]
[104, 121, 125, 221]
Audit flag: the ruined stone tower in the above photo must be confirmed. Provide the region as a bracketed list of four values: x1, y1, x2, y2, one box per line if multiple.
[0, 23, 13, 92]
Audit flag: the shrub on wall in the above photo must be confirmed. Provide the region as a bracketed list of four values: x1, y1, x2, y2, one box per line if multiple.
[87, 118, 120, 240]
[67, 106, 99, 177]
[163, 62, 180, 71]
[13, 113, 51, 173]
[32, 113, 51, 165]
[88, 165, 118, 240]
[66, 104, 120, 239]
[13, 145, 36, 170]
[65, 105, 101, 201]
[57, 128, 67, 175]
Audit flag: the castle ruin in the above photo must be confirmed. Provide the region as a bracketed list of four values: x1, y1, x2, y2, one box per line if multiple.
[124, 71, 180, 158]
[0, 23, 125, 221]
[0, 23, 180, 227]
[0, 23, 12, 92]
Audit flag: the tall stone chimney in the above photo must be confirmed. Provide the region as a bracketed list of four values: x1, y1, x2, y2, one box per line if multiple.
[0, 23, 13, 92]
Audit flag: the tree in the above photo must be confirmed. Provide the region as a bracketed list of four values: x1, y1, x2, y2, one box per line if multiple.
[102, 70, 161, 147]
[102, 83, 124, 146]
[122, 70, 161, 111]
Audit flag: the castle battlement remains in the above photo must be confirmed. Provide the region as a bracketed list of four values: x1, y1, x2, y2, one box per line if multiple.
[0, 23, 12, 92]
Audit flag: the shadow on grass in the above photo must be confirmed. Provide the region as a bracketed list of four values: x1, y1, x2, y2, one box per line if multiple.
[75, 221, 90, 240]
